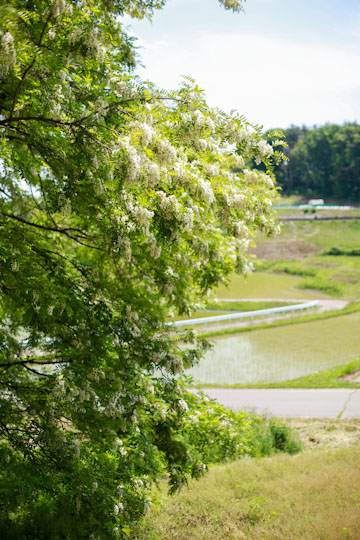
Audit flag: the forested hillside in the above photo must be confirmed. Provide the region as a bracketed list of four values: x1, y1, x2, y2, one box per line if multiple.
[267, 124, 360, 201]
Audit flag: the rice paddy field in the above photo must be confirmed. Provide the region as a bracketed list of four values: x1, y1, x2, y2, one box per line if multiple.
[186, 312, 360, 385]
[187, 211, 360, 387]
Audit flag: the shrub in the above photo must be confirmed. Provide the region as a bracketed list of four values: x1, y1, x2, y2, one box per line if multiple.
[182, 391, 302, 465]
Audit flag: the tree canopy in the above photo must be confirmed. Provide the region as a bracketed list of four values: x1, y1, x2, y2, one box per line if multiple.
[266, 123, 360, 201]
[0, 1, 281, 537]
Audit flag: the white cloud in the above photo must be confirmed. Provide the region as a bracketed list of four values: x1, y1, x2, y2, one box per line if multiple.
[135, 31, 360, 128]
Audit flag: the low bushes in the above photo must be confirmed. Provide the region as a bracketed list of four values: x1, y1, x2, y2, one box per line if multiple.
[182, 390, 302, 466]
[324, 247, 360, 256]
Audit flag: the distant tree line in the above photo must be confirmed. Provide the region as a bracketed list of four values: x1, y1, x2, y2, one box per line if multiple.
[265, 123, 360, 202]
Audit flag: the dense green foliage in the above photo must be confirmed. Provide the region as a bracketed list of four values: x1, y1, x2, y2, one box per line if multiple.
[267, 123, 360, 201]
[0, 0, 283, 538]
[174, 390, 301, 472]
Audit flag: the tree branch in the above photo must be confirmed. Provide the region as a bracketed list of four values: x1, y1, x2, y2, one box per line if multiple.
[1, 211, 105, 250]
[24, 365, 55, 377]
[0, 95, 186, 128]
[0, 357, 73, 369]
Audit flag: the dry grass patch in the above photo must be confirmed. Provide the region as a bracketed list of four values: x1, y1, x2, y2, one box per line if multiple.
[135, 446, 360, 540]
[287, 419, 360, 450]
[250, 239, 321, 260]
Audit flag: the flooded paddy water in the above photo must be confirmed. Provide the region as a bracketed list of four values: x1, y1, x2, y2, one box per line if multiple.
[187, 312, 360, 385]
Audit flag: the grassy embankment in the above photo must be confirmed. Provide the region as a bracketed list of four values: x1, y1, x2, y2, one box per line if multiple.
[134, 443, 360, 540]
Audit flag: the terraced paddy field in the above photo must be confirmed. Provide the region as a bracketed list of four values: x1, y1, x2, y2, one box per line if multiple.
[215, 272, 329, 300]
[183, 215, 360, 388]
[186, 312, 360, 385]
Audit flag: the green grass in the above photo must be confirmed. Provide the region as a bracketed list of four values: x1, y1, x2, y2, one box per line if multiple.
[205, 300, 294, 311]
[171, 310, 230, 322]
[276, 207, 360, 218]
[134, 446, 360, 540]
[277, 219, 360, 252]
[215, 272, 328, 300]
[258, 255, 360, 299]
[297, 276, 344, 296]
[264, 357, 360, 389]
[260, 262, 317, 277]
[190, 357, 360, 389]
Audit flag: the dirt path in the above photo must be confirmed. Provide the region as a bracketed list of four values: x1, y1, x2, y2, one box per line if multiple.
[191, 388, 360, 419]
[196, 298, 348, 333]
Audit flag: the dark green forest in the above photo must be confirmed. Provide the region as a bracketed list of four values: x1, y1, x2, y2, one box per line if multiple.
[267, 124, 360, 202]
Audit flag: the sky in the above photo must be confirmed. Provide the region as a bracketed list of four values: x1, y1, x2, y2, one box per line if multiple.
[123, 0, 360, 130]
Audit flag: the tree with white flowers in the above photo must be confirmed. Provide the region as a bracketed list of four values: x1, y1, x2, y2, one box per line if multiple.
[0, 0, 282, 537]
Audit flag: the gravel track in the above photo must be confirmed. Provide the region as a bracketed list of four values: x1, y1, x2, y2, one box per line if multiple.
[196, 298, 348, 333]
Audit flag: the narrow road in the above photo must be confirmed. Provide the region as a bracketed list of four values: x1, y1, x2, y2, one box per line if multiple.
[195, 298, 348, 333]
[192, 388, 360, 418]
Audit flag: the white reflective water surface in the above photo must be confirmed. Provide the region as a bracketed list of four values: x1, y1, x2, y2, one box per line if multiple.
[187, 312, 360, 385]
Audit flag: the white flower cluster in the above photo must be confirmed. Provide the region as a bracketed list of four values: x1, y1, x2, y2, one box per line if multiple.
[232, 154, 245, 169]
[166, 356, 183, 374]
[193, 110, 204, 131]
[0, 32, 16, 74]
[196, 138, 208, 151]
[255, 139, 274, 165]
[105, 392, 126, 418]
[51, 0, 67, 18]
[148, 235, 162, 259]
[182, 208, 194, 231]
[78, 384, 93, 402]
[157, 191, 181, 220]
[89, 368, 106, 382]
[132, 121, 154, 147]
[113, 438, 127, 456]
[180, 112, 192, 126]
[131, 204, 154, 235]
[113, 502, 124, 515]
[86, 27, 106, 62]
[243, 168, 274, 188]
[155, 138, 177, 164]
[68, 27, 82, 45]
[223, 187, 247, 210]
[113, 79, 138, 99]
[235, 221, 249, 238]
[224, 123, 254, 146]
[11, 260, 19, 272]
[177, 399, 189, 413]
[206, 163, 219, 177]
[121, 137, 141, 183]
[197, 179, 215, 204]
[144, 160, 160, 187]
[48, 27, 56, 40]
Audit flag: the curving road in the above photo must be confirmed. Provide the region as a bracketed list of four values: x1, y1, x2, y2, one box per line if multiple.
[195, 298, 348, 333]
[191, 388, 360, 419]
